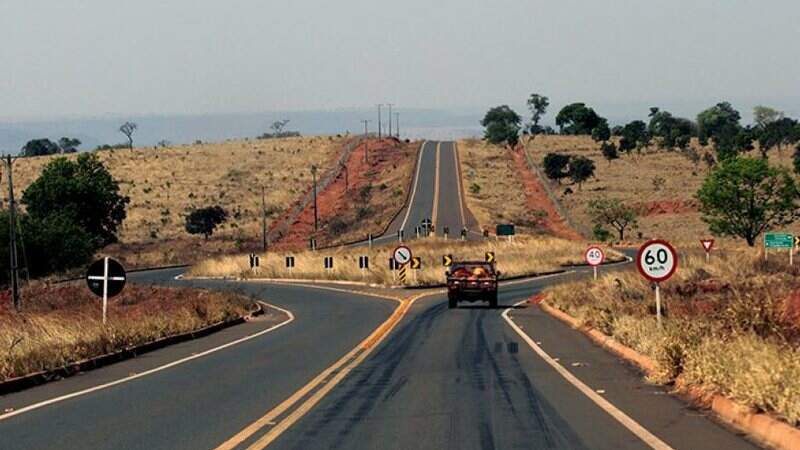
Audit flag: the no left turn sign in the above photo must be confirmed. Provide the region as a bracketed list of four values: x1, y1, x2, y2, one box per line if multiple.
[636, 240, 677, 283]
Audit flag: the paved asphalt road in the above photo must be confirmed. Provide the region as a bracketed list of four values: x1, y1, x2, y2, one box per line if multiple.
[376, 140, 479, 245]
[0, 137, 762, 449]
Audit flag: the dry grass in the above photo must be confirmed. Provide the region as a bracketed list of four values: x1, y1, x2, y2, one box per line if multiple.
[6, 136, 347, 267]
[458, 138, 545, 234]
[0, 282, 255, 382]
[189, 236, 625, 287]
[544, 251, 800, 424]
[523, 135, 798, 247]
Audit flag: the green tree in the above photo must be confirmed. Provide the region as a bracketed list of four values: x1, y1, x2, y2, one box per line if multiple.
[543, 153, 571, 183]
[20, 139, 60, 157]
[185, 206, 228, 239]
[587, 198, 639, 241]
[57, 137, 81, 153]
[601, 142, 619, 163]
[481, 105, 522, 147]
[526, 94, 549, 134]
[619, 120, 649, 153]
[697, 157, 800, 246]
[22, 153, 130, 248]
[555, 103, 603, 135]
[569, 156, 595, 190]
[591, 118, 611, 142]
[647, 108, 696, 150]
[697, 102, 745, 160]
[758, 117, 799, 156]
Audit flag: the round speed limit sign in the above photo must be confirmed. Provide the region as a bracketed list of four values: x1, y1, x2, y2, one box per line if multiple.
[636, 240, 678, 282]
[585, 246, 605, 266]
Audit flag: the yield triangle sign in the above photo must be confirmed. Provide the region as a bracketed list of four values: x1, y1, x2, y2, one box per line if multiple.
[700, 239, 715, 252]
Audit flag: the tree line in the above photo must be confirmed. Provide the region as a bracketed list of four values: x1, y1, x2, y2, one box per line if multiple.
[481, 96, 800, 247]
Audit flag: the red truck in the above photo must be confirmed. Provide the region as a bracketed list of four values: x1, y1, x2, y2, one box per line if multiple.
[446, 261, 500, 308]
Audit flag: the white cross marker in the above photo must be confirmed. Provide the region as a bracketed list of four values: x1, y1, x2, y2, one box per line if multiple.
[87, 257, 125, 324]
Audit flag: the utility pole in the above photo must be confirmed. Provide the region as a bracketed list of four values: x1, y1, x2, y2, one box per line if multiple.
[261, 185, 267, 252]
[311, 165, 318, 231]
[361, 119, 370, 136]
[395, 112, 400, 138]
[5, 155, 19, 312]
[386, 104, 394, 139]
[376, 104, 383, 139]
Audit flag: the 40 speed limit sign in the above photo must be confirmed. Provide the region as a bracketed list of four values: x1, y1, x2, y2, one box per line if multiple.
[636, 239, 678, 327]
[636, 240, 678, 282]
[585, 246, 605, 280]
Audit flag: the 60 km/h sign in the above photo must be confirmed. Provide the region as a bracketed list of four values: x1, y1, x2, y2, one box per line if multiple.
[636, 240, 677, 283]
[636, 240, 678, 327]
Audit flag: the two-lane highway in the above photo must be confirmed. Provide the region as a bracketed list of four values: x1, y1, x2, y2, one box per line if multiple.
[378, 141, 479, 244]
[264, 274, 759, 450]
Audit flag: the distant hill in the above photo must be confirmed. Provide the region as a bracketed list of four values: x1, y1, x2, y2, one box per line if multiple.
[0, 109, 483, 152]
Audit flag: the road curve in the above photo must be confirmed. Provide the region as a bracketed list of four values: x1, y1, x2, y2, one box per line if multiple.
[0, 270, 396, 450]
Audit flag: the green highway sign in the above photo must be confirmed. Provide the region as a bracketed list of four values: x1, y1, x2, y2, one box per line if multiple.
[765, 233, 794, 249]
[496, 224, 515, 236]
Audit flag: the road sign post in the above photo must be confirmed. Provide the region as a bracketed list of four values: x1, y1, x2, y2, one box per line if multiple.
[86, 257, 127, 325]
[764, 233, 793, 264]
[485, 252, 495, 264]
[700, 239, 715, 263]
[393, 245, 412, 266]
[442, 254, 453, 267]
[368, 233, 373, 249]
[636, 240, 678, 328]
[285, 256, 295, 274]
[585, 246, 605, 281]
[410, 257, 421, 283]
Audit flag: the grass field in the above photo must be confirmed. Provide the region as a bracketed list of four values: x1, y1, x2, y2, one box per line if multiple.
[523, 135, 799, 248]
[0, 282, 259, 382]
[459, 139, 545, 234]
[189, 236, 625, 287]
[544, 251, 800, 425]
[6, 136, 347, 267]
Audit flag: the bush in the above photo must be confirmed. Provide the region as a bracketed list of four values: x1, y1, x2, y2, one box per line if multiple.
[185, 206, 228, 239]
[543, 153, 571, 183]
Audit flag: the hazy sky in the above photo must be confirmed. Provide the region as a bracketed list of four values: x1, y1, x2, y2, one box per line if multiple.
[2, 0, 799, 121]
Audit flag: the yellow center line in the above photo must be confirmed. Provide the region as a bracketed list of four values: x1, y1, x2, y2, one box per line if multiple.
[431, 142, 441, 231]
[213, 289, 437, 450]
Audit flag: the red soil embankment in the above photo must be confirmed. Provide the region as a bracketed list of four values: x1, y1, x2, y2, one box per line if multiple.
[509, 150, 584, 241]
[271, 138, 406, 249]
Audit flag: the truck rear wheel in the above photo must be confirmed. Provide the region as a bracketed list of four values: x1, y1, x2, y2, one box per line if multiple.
[448, 293, 457, 309]
[488, 292, 498, 308]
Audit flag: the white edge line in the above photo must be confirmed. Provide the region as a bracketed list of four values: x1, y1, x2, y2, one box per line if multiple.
[399, 140, 428, 233]
[501, 299, 674, 450]
[0, 301, 295, 422]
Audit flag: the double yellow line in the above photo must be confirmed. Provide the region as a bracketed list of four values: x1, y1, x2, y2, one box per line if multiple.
[214, 287, 436, 450]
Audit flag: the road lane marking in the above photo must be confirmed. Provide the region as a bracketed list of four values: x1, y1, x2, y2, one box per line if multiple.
[0, 302, 295, 423]
[451, 141, 467, 228]
[215, 291, 431, 450]
[431, 142, 441, 231]
[501, 300, 674, 450]
[399, 141, 428, 234]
